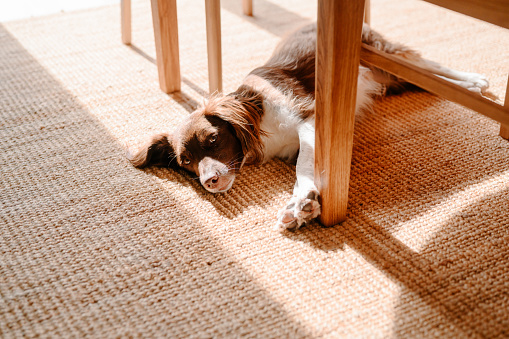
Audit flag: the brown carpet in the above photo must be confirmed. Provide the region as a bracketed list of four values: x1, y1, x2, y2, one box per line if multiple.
[1, 0, 509, 337]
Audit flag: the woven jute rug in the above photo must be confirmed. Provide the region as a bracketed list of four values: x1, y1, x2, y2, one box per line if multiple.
[1, 0, 508, 337]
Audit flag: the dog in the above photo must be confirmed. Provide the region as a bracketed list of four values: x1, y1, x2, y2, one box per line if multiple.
[129, 23, 490, 231]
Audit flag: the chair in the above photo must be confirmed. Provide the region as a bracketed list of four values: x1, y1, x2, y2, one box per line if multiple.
[315, 0, 509, 226]
[120, 0, 253, 94]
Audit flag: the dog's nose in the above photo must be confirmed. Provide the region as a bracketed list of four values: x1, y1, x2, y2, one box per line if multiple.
[204, 175, 219, 189]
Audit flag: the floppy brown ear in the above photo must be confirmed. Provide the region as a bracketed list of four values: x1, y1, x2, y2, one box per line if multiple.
[205, 86, 266, 165]
[128, 133, 177, 168]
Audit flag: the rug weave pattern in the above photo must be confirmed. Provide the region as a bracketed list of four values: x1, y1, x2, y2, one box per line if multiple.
[1, 0, 509, 337]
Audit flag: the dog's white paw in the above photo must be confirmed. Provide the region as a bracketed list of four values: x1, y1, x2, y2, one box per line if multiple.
[439, 72, 494, 97]
[275, 190, 321, 231]
[462, 72, 489, 94]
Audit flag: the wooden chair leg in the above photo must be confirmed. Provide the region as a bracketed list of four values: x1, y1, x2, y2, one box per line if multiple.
[121, 0, 131, 45]
[500, 125, 509, 139]
[243, 0, 253, 16]
[315, 0, 365, 226]
[364, 0, 371, 25]
[205, 0, 222, 94]
[500, 78, 509, 139]
[150, 0, 181, 93]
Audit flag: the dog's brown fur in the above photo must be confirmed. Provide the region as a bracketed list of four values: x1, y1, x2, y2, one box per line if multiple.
[129, 23, 491, 229]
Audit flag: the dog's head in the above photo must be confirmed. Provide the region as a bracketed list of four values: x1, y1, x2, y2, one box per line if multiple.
[129, 91, 264, 193]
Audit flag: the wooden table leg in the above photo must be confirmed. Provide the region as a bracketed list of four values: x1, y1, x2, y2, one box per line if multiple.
[364, 0, 371, 25]
[501, 125, 509, 139]
[243, 0, 253, 16]
[151, 0, 181, 93]
[121, 0, 131, 45]
[315, 0, 365, 226]
[205, 0, 222, 94]
[500, 76, 509, 140]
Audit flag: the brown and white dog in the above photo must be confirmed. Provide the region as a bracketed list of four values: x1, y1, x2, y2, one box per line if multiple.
[129, 23, 490, 231]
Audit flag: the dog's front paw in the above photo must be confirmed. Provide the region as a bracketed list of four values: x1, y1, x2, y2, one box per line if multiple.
[275, 190, 321, 232]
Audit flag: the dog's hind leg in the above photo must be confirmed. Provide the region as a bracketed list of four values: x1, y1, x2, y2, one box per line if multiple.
[275, 120, 321, 231]
[406, 57, 490, 95]
[361, 23, 491, 95]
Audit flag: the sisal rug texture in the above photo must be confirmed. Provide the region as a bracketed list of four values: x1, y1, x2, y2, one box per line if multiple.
[1, 0, 509, 337]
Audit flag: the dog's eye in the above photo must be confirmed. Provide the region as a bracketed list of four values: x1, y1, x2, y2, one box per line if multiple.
[182, 157, 191, 165]
[209, 135, 217, 144]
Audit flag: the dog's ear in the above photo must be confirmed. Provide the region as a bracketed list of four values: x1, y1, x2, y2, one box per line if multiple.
[128, 133, 177, 168]
[205, 87, 266, 165]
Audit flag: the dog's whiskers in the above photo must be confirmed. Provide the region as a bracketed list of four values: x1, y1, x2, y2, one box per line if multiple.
[168, 154, 178, 166]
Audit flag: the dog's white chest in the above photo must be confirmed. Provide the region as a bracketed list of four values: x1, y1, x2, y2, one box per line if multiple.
[260, 102, 301, 162]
